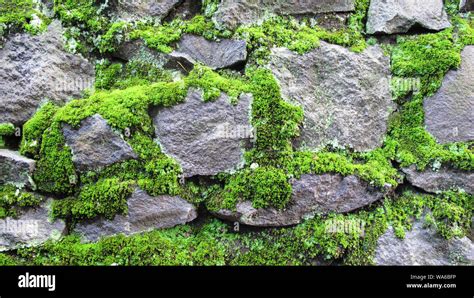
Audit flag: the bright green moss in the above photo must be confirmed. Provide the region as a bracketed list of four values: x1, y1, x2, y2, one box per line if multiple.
[20, 103, 59, 159]
[33, 122, 77, 195]
[0, 0, 49, 36]
[0, 253, 19, 265]
[0, 123, 15, 135]
[51, 178, 133, 222]
[0, 185, 43, 219]
[209, 166, 292, 211]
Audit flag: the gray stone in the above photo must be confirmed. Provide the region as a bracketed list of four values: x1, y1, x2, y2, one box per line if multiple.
[74, 188, 197, 242]
[170, 34, 247, 69]
[460, 0, 474, 11]
[62, 114, 137, 172]
[214, 174, 386, 227]
[366, 0, 451, 34]
[110, 0, 181, 22]
[268, 42, 394, 152]
[0, 199, 66, 251]
[402, 165, 474, 194]
[0, 149, 36, 189]
[425, 46, 474, 144]
[375, 220, 473, 265]
[152, 89, 254, 178]
[0, 21, 95, 126]
[214, 0, 355, 29]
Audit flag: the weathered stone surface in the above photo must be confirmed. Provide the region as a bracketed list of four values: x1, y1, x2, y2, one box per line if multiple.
[0, 149, 36, 189]
[0, 199, 66, 251]
[375, 221, 473, 265]
[109, 0, 181, 22]
[425, 46, 474, 144]
[214, 174, 386, 227]
[214, 0, 355, 29]
[366, 0, 451, 34]
[402, 165, 474, 194]
[170, 34, 247, 69]
[460, 0, 474, 11]
[74, 188, 197, 242]
[0, 21, 95, 126]
[268, 42, 394, 151]
[153, 89, 254, 178]
[62, 114, 137, 172]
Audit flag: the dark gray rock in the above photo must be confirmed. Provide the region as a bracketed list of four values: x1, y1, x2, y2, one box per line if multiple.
[268, 42, 394, 152]
[109, 0, 181, 22]
[460, 0, 474, 11]
[425, 46, 474, 144]
[375, 220, 473, 265]
[214, 0, 355, 29]
[74, 188, 197, 242]
[62, 114, 137, 172]
[214, 174, 386, 227]
[153, 89, 254, 178]
[402, 165, 474, 194]
[0, 199, 66, 251]
[366, 0, 451, 34]
[0, 21, 95, 126]
[170, 34, 247, 69]
[0, 149, 36, 189]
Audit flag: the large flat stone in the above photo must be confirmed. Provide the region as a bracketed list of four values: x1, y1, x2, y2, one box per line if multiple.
[214, 0, 355, 29]
[0, 21, 95, 126]
[375, 220, 473, 265]
[62, 114, 137, 172]
[214, 174, 386, 227]
[268, 42, 394, 151]
[402, 165, 474, 194]
[424, 46, 474, 144]
[152, 89, 254, 178]
[0, 199, 66, 251]
[366, 0, 451, 34]
[0, 149, 36, 189]
[109, 0, 181, 22]
[74, 188, 197, 242]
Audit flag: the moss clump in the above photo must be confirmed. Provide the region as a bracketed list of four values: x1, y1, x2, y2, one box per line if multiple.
[0, 0, 49, 36]
[0, 185, 43, 219]
[209, 166, 292, 211]
[20, 103, 59, 159]
[94, 59, 173, 90]
[51, 178, 133, 222]
[0, 122, 15, 147]
[33, 122, 77, 195]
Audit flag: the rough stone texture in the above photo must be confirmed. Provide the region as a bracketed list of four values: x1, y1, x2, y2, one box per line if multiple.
[460, 0, 474, 11]
[214, 174, 386, 227]
[170, 34, 247, 69]
[74, 188, 197, 242]
[0, 149, 36, 189]
[366, 0, 451, 34]
[0, 199, 66, 251]
[62, 114, 137, 172]
[424, 46, 474, 144]
[153, 89, 254, 178]
[109, 0, 181, 22]
[0, 21, 95, 126]
[375, 221, 473, 265]
[268, 42, 394, 152]
[214, 0, 355, 29]
[402, 165, 474, 194]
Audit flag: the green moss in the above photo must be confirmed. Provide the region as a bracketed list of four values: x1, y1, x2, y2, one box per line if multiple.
[0, 185, 43, 219]
[20, 103, 59, 159]
[33, 122, 77, 195]
[0, 0, 49, 36]
[51, 178, 133, 222]
[0, 123, 15, 135]
[0, 253, 20, 265]
[209, 166, 291, 211]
